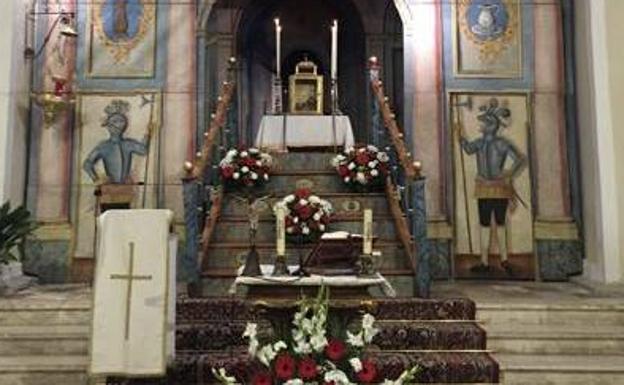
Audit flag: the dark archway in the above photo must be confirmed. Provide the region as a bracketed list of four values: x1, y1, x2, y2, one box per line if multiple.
[237, 0, 367, 143]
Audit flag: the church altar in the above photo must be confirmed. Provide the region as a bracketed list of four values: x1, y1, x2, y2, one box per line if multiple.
[254, 115, 355, 150]
[230, 264, 396, 299]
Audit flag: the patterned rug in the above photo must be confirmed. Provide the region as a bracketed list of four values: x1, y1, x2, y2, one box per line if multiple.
[108, 297, 499, 384]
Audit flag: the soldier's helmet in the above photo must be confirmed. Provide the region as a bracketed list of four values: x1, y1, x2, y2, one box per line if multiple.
[477, 98, 511, 132]
[102, 100, 131, 136]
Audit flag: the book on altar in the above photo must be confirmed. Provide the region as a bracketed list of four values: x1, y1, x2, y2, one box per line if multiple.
[89, 210, 176, 377]
[302, 232, 366, 276]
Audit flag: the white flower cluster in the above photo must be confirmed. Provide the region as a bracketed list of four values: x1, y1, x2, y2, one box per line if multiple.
[291, 302, 329, 355]
[345, 313, 380, 348]
[243, 322, 288, 367]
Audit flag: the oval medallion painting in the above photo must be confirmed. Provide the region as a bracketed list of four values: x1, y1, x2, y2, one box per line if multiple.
[465, 0, 509, 41]
[94, 0, 156, 62]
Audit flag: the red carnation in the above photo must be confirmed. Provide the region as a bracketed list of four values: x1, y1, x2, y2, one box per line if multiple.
[298, 357, 318, 380]
[295, 188, 312, 199]
[251, 371, 272, 385]
[338, 165, 350, 177]
[356, 152, 370, 166]
[220, 166, 235, 179]
[325, 339, 346, 362]
[274, 353, 296, 380]
[356, 359, 377, 383]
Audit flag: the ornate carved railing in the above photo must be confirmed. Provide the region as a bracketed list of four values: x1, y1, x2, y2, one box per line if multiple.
[182, 58, 238, 281]
[368, 57, 431, 298]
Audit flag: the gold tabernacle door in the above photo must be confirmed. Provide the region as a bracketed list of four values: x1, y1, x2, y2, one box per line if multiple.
[289, 59, 323, 115]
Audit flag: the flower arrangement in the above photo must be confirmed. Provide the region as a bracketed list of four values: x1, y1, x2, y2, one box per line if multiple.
[212, 288, 419, 385]
[219, 148, 273, 188]
[331, 145, 390, 190]
[273, 189, 333, 242]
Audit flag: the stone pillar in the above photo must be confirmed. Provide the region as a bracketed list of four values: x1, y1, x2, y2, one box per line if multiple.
[0, 1, 30, 205]
[397, 0, 444, 219]
[163, 2, 197, 219]
[576, 0, 624, 283]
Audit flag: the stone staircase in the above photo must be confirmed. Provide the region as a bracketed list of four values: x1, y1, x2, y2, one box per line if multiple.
[0, 285, 90, 385]
[481, 302, 624, 385]
[202, 152, 416, 296]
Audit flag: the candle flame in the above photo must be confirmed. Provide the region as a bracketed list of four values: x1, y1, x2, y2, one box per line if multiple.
[274, 18, 280, 27]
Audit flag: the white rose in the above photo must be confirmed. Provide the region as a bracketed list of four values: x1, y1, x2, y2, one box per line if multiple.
[309, 196, 321, 204]
[302, 226, 310, 235]
[250, 172, 258, 180]
[233, 172, 240, 180]
[264, 173, 270, 181]
[377, 152, 390, 162]
[349, 357, 363, 373]
[241, 166, 249, 173]
[249, 148, 260, 154]
[299, 199, 309, 206]
[285, 195, 296, 203]
[348, 162, 356, 170]
[358, 147, 366, 153]
[284, 380, 304, 385]
[344, 176, 351, 183]
[371, 169, 379, 177]
[313, 212, 322, 221]
[368, 161, 377, 169]
[286, 226, 295, 234]
[367, 144, 379, 152]
[356, 172, 367, 184]
[319, 224, 325, 231]
[256, 160, 262, 167]
[227, 149, 238, 157]
[240, 151, 249, 157]
[293, 217, 299, 224]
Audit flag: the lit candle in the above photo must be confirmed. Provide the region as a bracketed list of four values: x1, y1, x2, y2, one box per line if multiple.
[275, 18, 282, 78]
[276, 206, 286, 256]
[363, 209, 373, 255]
[331, 19, 338, 80]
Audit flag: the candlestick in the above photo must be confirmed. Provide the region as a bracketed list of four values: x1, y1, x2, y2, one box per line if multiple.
[331, 19, 338, 80]
[276, 206, 286, 256]
[363, 209, 373, 255]
[275, 18, 282, 78]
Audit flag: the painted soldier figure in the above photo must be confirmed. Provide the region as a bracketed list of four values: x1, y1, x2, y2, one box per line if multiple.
[83, 100, 150, 185]
[458, 98, 526, 274]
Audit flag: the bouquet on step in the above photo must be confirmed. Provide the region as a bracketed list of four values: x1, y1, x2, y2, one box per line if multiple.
[331, 145, 390, 190]
[273, 188, 333, 242]
[212, 288, 420, 385]
[220, 147, 273, 188]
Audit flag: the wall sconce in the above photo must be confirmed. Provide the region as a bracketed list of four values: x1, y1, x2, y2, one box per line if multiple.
[31, 76, 75, 127]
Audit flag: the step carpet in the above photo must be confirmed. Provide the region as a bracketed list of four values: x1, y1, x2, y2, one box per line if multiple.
[108, 297, 499, 384]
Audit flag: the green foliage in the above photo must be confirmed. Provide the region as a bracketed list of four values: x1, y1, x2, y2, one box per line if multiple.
[0, 202, 37, 265]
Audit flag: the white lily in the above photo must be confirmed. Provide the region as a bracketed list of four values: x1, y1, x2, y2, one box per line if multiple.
[211, 368, 237, 384]
[346, 330, 364, 347]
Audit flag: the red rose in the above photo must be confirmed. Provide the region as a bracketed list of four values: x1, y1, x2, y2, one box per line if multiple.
[297, 205, 314, 220]
[356, 359, 377, 383]
[274, 353, 296, 380]
[243, 157, 257, 167]
[338, 165, 350, 177]
[295, 188, 311, 199]
[356, 152, 370, 166]
[298, 357, 318, 380]
[251, 371, 272, 385]
[220, 166, 235, 179]
[325, 339, 346, 362]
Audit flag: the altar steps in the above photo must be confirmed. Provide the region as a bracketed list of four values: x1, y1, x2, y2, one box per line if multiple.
[202, 151, 418, 295]
[0, 285, 90, 385]
[123, 297, 498, 384]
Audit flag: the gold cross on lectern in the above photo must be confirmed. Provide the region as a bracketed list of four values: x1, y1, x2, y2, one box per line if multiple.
[110, 242, 152, 340]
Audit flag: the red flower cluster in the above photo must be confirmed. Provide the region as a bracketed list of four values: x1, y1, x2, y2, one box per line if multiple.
[219, 148, 272, 188]
[357, 359, 378, 383]
[325, 339, 346, 361]
[277, 189, 332, 240]
[333, 145, 390, 188]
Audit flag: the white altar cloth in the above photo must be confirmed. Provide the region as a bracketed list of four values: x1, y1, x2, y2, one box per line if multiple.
[254, 115, 355, 150]
[230, 265, 396, 297]
[90, 210, 176, 377]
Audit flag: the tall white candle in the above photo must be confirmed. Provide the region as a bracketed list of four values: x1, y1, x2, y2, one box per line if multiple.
[363, 209, 373, 255]
[331, 19, 338, 80]
[276, 206, 286, 256]
[275, 18, 282, 78]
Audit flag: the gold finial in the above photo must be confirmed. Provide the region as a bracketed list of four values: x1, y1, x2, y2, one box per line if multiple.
[183, 161, 194, 172]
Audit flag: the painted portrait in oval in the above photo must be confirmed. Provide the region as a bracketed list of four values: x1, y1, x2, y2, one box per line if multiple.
[101, 0, 145, 42]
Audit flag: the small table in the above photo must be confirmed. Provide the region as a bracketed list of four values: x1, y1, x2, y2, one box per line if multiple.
[254, 115, 355, 151]
[230, 265, 396, 299]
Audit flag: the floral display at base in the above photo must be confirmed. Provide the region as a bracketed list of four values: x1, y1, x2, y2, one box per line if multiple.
[331, 145, 390, 191]
[273, 189, 333, 243]
[212, 288, 419, 385]
[220, 148, 273, 189]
